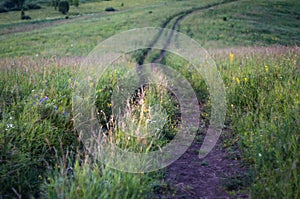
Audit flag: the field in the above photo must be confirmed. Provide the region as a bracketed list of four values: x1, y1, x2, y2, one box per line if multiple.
[0, 0, 299, 198]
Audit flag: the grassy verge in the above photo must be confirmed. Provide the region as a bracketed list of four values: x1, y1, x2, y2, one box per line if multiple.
[216, 46, 299, 198]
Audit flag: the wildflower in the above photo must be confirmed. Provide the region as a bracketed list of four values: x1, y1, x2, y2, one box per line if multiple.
[229, 52, 234, 63]
[6, 124, 14, 130]
[236, 77, 240, 84]
[107, 103, 112, 107]
[258, 153, 262, 157]
[231, 104, 234, 108]
[63, 110, 69, 116]
[244, 77, 248, 82]
[40, 96, 49, 103]
[265, 65, 269, 72]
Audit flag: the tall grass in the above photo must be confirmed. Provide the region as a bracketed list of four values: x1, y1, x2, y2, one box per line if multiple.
[0, 57, 79, 198]
[216, 46, 299, 198]
[1, 46, 299, 198]
[0, 56, 176, 198]
[163, 46, 299, 198]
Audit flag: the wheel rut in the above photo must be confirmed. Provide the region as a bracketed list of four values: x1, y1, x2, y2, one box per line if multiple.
[136, 0, 248, 198]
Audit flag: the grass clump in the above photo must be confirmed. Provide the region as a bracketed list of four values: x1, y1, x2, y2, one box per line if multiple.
[43, 158, 158, 199]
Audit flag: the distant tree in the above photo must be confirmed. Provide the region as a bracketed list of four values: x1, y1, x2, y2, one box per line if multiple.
[12, 0, 31, 20]
[73, 0, 79, 7]
[52, 0, 60, 10]
[12, 0, 25, 9]
[58, 1, 69, 14]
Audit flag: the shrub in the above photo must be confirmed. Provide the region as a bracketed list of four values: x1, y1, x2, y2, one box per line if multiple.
[59, 1, 69, 14]
[105, 7, 116, 12]
[25, 3, 41, 10]
[73, 0, 79, 7]
[0, 0, 41, 13]
[0, 0, 20, 13]
[52, 0, 59, 10]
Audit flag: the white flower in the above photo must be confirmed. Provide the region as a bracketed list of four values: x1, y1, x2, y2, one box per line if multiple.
[5, 123, 14, 130]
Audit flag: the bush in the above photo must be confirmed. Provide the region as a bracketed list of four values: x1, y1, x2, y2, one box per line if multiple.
[0, 0, 41, 13]
[0, 0, 19, 13]
[59, 1, 69, 14]
[105, 7, 116, 12]
[73, 0, 79, 7]
[25, 3, 41, 10]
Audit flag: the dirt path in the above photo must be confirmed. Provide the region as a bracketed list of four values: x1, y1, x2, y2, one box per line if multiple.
[156, 130, 249, 199]
[0, 14, 91, 36]
[138, 0, 249, 198]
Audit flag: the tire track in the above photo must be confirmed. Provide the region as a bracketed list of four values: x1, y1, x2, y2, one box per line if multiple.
[139, 0, 239, 65]
[134, 0, 248, 198]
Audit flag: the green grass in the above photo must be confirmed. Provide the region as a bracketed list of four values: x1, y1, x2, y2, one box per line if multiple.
[0, 56, 169, 198]
[162, 45, 299, 198]
[1, 0, 300, 198]
[216, 47, 299, 198]
[0, 0, 221, 57]
[0, 0, 164, 26]
[179, 0, 300, 48]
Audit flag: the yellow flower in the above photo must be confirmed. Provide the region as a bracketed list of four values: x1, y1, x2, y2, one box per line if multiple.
[229, 52, 234, 63]
[265, 65, 269, 72]
[244, 77, 248, 82]
[236, 77, 240, 84]
[107, 103, 112, 107]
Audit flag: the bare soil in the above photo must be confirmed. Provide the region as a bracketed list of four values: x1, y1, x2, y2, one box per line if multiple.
[156, 130, 249, 199]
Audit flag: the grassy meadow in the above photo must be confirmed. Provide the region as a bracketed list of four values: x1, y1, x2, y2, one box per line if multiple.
[0, 0, 299, 198]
